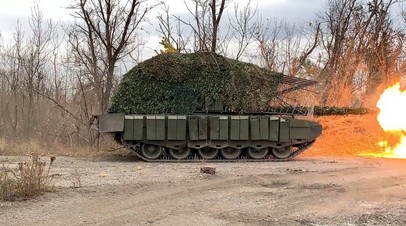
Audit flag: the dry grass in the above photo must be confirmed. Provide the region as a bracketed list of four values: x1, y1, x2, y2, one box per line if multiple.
[0, 137, 126, 157]
[0, 138, 5, 153]
[0, 154, 55, 201]
[0, 139, 43, 156]
[305, 114, 386, 157]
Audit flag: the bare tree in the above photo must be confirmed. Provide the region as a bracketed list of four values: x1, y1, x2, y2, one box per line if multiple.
[255, 18, 284, 71]
[210, 0, 226, 52]
[254, 17, 319, 76]
[364, 0, 403, 97]
[0, 4, 58, 139]
[156, 3, 191, 52]
[319, 0, 370, 105]
[24, 4, 57, 136]
[0, 22, 25, 138]
[318, 0, 401, 106]
[228, 0, 257, 60]
[68, 0, 157, 113]
[176, 0, 228, 53]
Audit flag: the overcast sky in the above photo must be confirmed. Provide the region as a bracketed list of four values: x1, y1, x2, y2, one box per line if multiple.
[0, 0, 326, 60]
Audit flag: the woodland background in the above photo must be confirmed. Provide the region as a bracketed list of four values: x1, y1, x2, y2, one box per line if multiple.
[0, 0, 405, 153]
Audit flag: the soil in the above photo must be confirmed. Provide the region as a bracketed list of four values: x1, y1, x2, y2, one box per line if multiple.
[1, 155, 406, 226]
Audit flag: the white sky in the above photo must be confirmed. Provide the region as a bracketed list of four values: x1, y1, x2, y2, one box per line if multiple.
[0, 0, 325, 61]
[1, 0, 73, 19]
[0, 0, 324, 33]
[0, 0, 72, 42]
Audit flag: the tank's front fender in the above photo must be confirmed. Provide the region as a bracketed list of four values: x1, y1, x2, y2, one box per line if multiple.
[96, 113, 125, 133]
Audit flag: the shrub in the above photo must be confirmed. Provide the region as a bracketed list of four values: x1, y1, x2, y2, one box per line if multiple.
[0, 154, 55, 201]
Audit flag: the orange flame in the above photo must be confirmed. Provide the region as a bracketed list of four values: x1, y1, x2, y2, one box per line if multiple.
[376, 83, 406, 158]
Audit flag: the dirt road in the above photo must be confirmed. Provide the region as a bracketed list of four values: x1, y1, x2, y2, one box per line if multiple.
[1, 155, 406, 226]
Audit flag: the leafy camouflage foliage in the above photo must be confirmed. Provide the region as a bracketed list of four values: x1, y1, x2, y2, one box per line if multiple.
[109, 52, 283, 114]
[159, 38, 177, 54]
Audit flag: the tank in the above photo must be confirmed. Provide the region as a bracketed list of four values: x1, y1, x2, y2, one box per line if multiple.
[96, 113, 322, 162]
[96, 52, 322, 162]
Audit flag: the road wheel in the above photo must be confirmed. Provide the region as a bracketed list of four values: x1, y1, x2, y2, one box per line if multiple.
[220, 147, 241, 160]
[141, 144, 163, 160]
[247, 147, 268, 159]
[169, 148, 191, 160]
[197, 147, 219, 160]
[271, 146, 292, 159]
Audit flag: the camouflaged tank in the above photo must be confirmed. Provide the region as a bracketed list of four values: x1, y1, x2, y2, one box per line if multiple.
[96, 53, 322, 162]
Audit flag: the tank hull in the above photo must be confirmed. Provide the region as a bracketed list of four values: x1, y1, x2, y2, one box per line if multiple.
[98, 113, 322, 161]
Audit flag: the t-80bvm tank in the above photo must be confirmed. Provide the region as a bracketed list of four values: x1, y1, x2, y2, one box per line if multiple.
[96, 52, 322, 162]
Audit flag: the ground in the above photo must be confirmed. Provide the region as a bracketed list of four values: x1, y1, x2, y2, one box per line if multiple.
[1, 114, 405, 225]
[1, 155, 406, 226]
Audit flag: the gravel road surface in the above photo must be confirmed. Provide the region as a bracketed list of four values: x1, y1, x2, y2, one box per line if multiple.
[1, 155, 406, 226]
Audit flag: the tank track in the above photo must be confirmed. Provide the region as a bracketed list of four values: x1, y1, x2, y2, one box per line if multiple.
[122, 141, 315, 162]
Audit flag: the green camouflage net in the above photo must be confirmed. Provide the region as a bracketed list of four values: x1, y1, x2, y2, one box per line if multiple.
[109, 52, 283, 114]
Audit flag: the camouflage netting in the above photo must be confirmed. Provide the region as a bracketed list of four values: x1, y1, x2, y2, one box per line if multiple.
[109, 52, 283, 114]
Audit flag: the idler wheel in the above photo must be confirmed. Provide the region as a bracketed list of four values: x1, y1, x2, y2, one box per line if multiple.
[169, 148, 191, 160]
[247, 147, 268, 159]
[271, 146, 292, 159]
[141, 144, 163, 160]
[220, 147, 241, 160]
[198, 147, 219, 159]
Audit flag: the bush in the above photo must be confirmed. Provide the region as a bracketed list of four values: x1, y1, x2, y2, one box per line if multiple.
[0, 154, 55, 201]
[109, 52, 283, 114]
